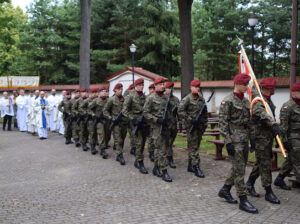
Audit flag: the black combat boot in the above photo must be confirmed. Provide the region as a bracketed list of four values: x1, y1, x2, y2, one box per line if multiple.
[239, 195, 258, 214]
[100, 148, 108, 159]
[193, 165, 205, 178]
[82, 143, 89, 151]
[113, 144, 116, 150]
[245, 177, 260, 197]
[274, 174, 291, 190]
[75, 138, 81, 147]
[134, 159, 140, 169]
[218, 185, 238, 204]
[91, 144, 97, 155]
[116, 153, 125, 165]
[152, 166, 162, 177]
[130, 147, 136, 156]
[167, 156, 176, 169]
[65, 138, 69, 144]
[138, 160, 148, 174]
[162, 169, 172, 182]
[187, 160, 194, 173]
[149, 152, 155, 162]
[265, 186, 280, 204]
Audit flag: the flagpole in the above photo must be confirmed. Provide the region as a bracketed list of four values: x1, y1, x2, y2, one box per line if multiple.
[238, 37, 287, 158]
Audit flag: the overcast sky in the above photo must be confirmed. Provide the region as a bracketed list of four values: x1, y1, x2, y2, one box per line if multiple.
[11, 0, 33, 12]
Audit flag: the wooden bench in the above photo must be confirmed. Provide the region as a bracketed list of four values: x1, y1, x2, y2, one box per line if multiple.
[206, 139, 225, 160]
[203, 132, 220, 140]
[208, 121, 219, 129]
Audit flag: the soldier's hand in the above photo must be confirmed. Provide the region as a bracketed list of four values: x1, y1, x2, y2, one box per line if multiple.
[226, 143, 235, 156]
[132, 118, 139, 126]
[283, 142, 292, 152]
[250, 139, 256, 153]
[272, 124, 280, 137]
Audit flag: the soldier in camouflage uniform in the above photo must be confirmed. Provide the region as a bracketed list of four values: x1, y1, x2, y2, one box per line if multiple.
[165, 81, 179, 169]
[146, 83, 156, 162]
[77, 88, 90, 151]
[87, 88, 99, 155]
[103, 83, 128, 165]
[274, 82, 300, 189]
[103, 88, 111, 149]
[123, 78, 148, 174]
[126, 84, 137, 156]
[144, 77, 172, 182]
[245, 78, 280, 204]
[218, 74, 258, 214]
[178, 80, 207, 177]
[71, 89, 81, 147]
[58, 90, 73, 144]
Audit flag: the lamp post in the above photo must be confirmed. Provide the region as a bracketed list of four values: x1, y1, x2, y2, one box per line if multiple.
[248, 14, 259, 72]
[129, 44, 136, 84]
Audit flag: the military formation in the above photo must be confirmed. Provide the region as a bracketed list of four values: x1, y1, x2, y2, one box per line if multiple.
[49, 76, 300, 214]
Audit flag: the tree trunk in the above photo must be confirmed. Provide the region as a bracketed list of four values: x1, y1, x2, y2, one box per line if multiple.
[79, 0, 91, 89]
[177, 0, 194, 98]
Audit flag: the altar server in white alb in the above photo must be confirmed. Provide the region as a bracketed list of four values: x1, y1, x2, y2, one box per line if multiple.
[56, 90, 66, 135]
[16, 89, 29, 132]
[27, 90, 40, 135]
[47, 89, 60, 132]
[34, 91, 50, 139]
[0, 91, 14, 131]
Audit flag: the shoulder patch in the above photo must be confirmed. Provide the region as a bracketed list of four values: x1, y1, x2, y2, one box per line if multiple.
[221, 101, 225, 105]
[283, 106, 288, 109]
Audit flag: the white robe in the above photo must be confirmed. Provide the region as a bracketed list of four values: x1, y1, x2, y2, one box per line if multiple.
[27, 96, 39, 133]
[47, 94, 60, 131]
[34, 98, 50, 138]
[0, 97, 14, 117]
[55, 95, 65, 135]
[16, 95, 29, 131]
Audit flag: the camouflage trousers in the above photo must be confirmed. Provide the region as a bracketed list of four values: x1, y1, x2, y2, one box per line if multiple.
[72, 119, 80, 140]
[128, 122, 136, 149]
[225, 142, 249, 197]
[186, 125, 203, 166]
[134, 125, 148, 161]
[104, 121, 111, 147]
[152, 124, 170, 170]
[63, 119, 72, 139]
[279, 139, 300, 183]
[112, 122, 127, 156]
[248, 137, 273, 187]
[146, 126, 155, 154]
[88, 119, 97, 145]
[166, 125, 177, 157]
[96, 121, 106, 150]
[79, 120, 89, 144]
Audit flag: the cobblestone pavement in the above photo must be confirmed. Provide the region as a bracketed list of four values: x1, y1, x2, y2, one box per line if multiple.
[0, 130, 300, 224]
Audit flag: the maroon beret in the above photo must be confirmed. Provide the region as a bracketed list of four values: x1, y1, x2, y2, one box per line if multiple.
[154, 77, 166, 85]
[190, 80, 201, 87]
[66, 90, 72, 95]
[113, 83, 123, 91]
[80, 88, 87, 92]
[134, 78, 144, 86]
[128, 84, 134, 90]
[233, 73, 251, 85]
[73, 89, 80, 93]
[291, 82, 300, 92]
[260, 78, 277, 89]
[165, 81, 174, 88]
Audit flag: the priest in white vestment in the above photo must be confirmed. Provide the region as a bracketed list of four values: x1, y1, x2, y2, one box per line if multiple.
[0, 91, 14, 131]
[47, 89, 60, 132]
[16, 89, 29, 132]
[34, 91, 50, 139]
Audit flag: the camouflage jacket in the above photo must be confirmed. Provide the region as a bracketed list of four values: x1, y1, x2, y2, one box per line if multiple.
[88, 97, 107, 117]
[252, 96, 276, 139]
[219, 92, 253, 144]
[167, 94, 180, 125]
[123, 91, 146, 120]
[71, 97, 81, 116]
[178, 93, 208, 129]
[143, 92, 172, 126]
[103, 95, 125, 121]
[280, 99, 300, 142]
[58, 99, 73, 115]
[78, 98, 91, 116]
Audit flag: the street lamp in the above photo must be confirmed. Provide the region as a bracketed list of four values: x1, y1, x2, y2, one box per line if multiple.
[248, 14, 259, 72]
[129, 44, 136, 84]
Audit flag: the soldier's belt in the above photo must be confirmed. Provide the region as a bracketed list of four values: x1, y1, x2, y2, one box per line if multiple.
[231, 124, 247, 129]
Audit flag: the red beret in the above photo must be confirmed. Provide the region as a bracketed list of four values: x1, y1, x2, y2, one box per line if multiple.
[291, 82, 300, 92]
[113, 83, 123, 91]
[154, 77, 165, 85]
[165, 81, 174, 88]
[80, 88, 87, 92]
[260, 78, 277, 89]
[73, 89, 80, 93]
[66, 90, 72, 95]
[190, 80, 201, 87]
[149, 83, 155, 89]
[90, 88, 98, 93]
[134, 78, 144, 86]
[233, 73, 251, 85]
[99, 87, 106, 91]
[128, 84, 134, 90]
